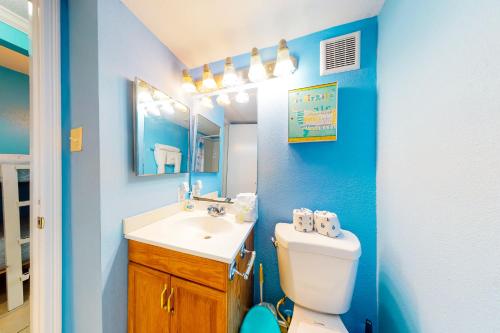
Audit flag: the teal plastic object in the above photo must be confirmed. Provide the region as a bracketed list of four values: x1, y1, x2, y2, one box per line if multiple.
[240, 305, 281, 333]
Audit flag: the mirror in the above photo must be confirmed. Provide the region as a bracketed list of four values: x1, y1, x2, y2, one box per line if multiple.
[191, 88, 257, 199]
[193, 114, 221, 173]
[133, 78, 190, 176]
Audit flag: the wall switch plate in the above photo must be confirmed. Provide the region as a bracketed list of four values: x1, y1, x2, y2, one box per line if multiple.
[70, 127, 83, 152]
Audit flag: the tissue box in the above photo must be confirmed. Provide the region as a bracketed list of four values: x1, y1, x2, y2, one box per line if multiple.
[293, 208, 314, 232]
[314, 211, 341, 238]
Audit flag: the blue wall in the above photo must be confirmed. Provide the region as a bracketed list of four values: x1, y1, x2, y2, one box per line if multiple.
[62, 0, 192, 331]
[378, 1, 500, 332]
[257, 19, 378, 333]
[0, 66, 29, 154]
[194, 17, 378, 332]
[62, 1, 377, 330]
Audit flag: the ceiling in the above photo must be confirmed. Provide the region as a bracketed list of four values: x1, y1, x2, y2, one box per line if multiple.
[121, 0, 385, 68]
[222, 89, 257, 124]
[0, 0, 28, 20]
[0, 44, 28, 74]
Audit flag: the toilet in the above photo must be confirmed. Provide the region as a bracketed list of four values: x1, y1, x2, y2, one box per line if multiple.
[275, 223, 361, 333]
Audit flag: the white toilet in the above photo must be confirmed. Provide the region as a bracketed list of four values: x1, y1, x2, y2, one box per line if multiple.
[274, 223, 361, 333]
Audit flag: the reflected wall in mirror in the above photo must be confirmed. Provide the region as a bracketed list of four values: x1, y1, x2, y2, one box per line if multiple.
[222, 88, 258, 198]
[193, 114, 221, 173]
[190, 88, 257, 200]
[133, 78, 190, 176]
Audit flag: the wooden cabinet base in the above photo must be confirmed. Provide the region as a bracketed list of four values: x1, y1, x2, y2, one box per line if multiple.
[128, 230, 254, 333]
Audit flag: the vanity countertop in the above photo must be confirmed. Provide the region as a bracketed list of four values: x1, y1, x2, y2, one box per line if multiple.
[124, 209, 255, 264]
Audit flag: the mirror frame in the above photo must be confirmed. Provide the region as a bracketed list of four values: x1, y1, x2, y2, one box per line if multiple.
[132, 77, 191, 176]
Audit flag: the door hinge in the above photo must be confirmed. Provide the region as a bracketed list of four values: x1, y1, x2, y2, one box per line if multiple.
[37, 216, 45, 229]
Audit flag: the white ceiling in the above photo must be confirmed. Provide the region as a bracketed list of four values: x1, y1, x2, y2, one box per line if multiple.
[122, 0, 385, 68]
[223, 89, 257, 124]
[0, 0, 28, 20]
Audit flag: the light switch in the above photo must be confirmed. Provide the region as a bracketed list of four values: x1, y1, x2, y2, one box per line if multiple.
[70, 127, 83, 152]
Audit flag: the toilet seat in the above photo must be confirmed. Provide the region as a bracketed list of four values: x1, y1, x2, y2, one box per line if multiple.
[288, 305, 348, 333]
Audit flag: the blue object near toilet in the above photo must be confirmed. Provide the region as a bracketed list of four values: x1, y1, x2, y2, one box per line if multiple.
[240, 306, 281, 333]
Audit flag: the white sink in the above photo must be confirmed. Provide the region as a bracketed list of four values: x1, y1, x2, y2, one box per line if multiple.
[181, 216, 235, 236]
[124, 210, 254, 263]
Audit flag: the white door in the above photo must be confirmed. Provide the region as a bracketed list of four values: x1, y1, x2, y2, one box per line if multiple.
[226, 124, 257, 198]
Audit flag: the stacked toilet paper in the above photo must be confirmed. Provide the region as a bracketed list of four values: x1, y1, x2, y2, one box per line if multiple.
[293, 208, 314, 232]
[292, 208, 342, 238]
[313, 211, 341, 238]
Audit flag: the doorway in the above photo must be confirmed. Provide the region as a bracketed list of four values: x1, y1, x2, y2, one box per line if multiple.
[222, 88, 258, 198]
[1, 0, 62, 332]
[0, 1, 31, 331]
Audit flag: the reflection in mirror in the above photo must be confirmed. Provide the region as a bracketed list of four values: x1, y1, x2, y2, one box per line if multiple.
[193, 115, 221, 173]
[222, 88, 258, 198]
[133, 78, 190, 176]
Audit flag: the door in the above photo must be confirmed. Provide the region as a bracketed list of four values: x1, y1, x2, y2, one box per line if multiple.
[226, 124, 257, 198]
[170, 276, 227, 333]
[128, 263, 171, 333]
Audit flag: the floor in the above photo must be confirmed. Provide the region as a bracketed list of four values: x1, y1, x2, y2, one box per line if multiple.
[0, 276, 30, 333]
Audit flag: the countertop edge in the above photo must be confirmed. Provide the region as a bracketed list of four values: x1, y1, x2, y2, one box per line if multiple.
[125, 221, 256, 264]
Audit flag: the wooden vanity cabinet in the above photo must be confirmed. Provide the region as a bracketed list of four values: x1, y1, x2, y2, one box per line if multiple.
[127, 230, 254, 333]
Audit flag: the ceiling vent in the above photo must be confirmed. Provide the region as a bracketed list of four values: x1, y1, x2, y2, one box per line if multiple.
[320, 31, 360, 76]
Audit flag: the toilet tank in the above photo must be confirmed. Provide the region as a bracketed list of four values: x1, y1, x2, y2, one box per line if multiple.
[275, 223, 361, 314]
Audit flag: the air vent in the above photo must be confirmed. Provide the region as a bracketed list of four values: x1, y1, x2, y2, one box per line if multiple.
[320, 31, 360, 76]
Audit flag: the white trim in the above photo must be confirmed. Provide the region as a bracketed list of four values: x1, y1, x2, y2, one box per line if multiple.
[0, 5, 30, 34]
[30, 0, 62, 332]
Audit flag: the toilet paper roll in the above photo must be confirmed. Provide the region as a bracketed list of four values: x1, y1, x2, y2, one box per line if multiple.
[314, 211, 341, 238]
[293, 208, 314, 232]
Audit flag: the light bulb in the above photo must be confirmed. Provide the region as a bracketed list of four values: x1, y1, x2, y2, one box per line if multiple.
[222, 57, 238, 87]
[200, 96, 214, 109]
[138, 90, 153, 103]
[235, 91, 249, 104]
[273, 39, 296, 77]
[216, 93, 231, 106]
[159, 101, 175, 115]
[201, 64, 217, 91]
[248, 47, 267, 82]
[152, 89, 167, 100]
[146, 103, 160, 117]
[181, 69, 197, 93]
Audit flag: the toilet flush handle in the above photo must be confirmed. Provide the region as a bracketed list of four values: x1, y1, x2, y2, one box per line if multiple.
[271, 237, 279, 248]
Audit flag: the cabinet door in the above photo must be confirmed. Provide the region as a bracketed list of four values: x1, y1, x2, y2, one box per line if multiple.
[170, 276, 227, 333]
[128, 263, 171, 333]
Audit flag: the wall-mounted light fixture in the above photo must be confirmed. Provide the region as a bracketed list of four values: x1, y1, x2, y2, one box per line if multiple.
[200, 96, 214, 109]
[274, 39, 296, 77]
[201, 64, 217, 91]
[235, 90, 250, 104]
[216, 93, 231, 106]
[222, 57, 238, 87]
[181, 69, 196, 93]
[248, 47, 267, 83]
[182, 39, 297, 105]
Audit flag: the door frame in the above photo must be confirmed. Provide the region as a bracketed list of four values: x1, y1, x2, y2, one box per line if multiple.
[30, 0, 62, 332]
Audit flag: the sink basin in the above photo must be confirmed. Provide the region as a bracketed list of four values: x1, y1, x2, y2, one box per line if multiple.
[181, 216, 235, 236]
[124, 209, 255, 263]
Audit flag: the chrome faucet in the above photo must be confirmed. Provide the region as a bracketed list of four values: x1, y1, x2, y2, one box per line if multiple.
[207, 204, 226, 217]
